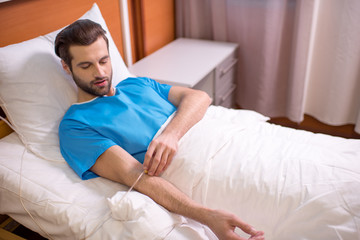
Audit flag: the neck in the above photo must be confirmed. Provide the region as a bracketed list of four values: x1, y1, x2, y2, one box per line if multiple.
[77, 87, 115, 103]
[107, 87, 116, 97]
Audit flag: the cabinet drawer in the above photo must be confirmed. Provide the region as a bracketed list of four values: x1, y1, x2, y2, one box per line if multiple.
[214, 51, 237, 106]
[215, 65, 236, 103]
[220, 93, 234, 108]
[215, 51, 237, 88]
[217, 84, 236, 108]
[217, 51, 237, 76]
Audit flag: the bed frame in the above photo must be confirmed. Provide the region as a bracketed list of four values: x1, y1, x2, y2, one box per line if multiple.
[0, 120, 12, 139]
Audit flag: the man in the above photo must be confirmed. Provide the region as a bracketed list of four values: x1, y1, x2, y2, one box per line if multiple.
[55, 19, 264, 240]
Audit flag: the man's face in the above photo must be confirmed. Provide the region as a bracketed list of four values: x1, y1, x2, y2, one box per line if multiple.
[66, 37, 113, 97]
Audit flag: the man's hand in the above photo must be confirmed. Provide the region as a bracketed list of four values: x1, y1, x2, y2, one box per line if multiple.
[205, 209, 265, 240]
[143, 86, 211, 176]
[143, 131, 178, 176]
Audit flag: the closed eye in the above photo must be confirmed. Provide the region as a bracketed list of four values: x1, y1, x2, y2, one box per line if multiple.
[99, 56, 109, 65]
[81, 64, 91, 69]
[77, 62, 91, 69]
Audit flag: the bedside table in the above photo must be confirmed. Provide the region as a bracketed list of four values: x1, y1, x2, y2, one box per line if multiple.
[129, 38, 238, 108]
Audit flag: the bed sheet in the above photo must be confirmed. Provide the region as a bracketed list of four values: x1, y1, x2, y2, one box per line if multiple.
[0, 133, 215, 240]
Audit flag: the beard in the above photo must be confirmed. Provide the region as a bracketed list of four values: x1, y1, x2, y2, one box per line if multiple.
[72, 70, 113, 97]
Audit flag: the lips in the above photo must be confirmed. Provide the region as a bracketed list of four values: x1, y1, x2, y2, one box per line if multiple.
[93, 79, 108, 87]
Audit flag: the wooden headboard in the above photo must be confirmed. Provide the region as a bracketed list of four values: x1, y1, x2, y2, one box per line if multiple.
[0, 0, 124, 53]
[0, 0, 126, 138]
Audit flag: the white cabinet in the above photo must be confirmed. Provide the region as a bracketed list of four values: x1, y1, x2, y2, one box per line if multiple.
[129, 38, 238, 108]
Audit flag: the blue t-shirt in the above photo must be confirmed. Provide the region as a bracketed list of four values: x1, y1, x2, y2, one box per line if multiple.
[59, 77, 176, 180]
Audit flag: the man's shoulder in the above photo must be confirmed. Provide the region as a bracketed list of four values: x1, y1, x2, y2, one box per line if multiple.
[59, 104, 89, 129]
[115, 76, 154, 88]
[59, 110, 82, 129]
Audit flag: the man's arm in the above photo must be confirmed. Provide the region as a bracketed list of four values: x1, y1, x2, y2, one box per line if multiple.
[90, 145, 264, 240]
[144, 86, 212, 176]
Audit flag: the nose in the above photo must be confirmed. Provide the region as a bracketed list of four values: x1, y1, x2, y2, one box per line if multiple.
[93, 63, 106, 78]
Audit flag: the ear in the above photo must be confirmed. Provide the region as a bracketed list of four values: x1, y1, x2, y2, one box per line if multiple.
[61, 60, 72, 75]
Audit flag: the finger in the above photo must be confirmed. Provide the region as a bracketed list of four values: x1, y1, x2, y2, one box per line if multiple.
[162, 154, 172, 172]
[249, 234, 265, 240]
[228, 230, 264, 240]
[154, 149, 169, 176]
[162, 149, 175, 172]
[227, 230, 248, 240]
[144, 141, 156, 171]
[147, 145, 165, 176]
[253, 231, 264, 237]
[158, 142, 177, 175]
[230, 217, 259, 237]
[249, 228, 264, 238]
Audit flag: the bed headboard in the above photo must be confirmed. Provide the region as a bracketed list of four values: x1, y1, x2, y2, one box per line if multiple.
[0, 0, 124, 51]
[0, 0, 126, 138]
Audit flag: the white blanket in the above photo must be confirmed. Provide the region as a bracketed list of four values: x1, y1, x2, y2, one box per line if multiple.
[1, 106, 360, 240]
[161, 106, 360, 239]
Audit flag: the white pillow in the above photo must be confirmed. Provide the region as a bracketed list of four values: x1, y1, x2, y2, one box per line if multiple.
[0, 3, 132, 162]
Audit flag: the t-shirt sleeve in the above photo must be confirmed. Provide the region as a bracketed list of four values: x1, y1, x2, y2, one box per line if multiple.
[142, 77, 172, 100]
[59, 119, 117, 180]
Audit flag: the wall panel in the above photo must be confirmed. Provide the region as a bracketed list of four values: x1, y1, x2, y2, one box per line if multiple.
[0, 0, 124, 56]
[129, 0, 175, 61]
[142, 0, 175, 56]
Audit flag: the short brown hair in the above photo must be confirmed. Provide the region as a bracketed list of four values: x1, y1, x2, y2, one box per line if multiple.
[55, 19, 109, 69]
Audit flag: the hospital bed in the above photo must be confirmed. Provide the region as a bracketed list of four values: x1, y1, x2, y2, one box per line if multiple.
[1, 3, 360, 240]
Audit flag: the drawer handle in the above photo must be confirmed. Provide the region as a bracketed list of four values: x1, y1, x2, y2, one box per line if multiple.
[220, 59, 238, 77]
[220, 84, 237, 103]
